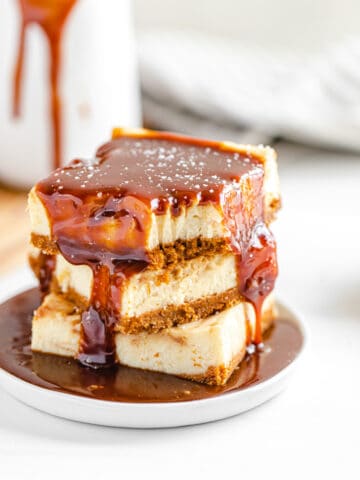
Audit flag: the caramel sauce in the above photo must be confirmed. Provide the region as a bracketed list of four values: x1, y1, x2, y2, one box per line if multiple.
[37, 251, 55, 299]
[35, 132, 278, 368]
[12, 0, 78, 169]
[0, 289, 302, 403]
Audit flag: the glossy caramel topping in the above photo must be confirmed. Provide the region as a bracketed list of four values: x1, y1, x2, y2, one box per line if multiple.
[40, 135, 263, 199]
[36, 134, 265, 255]
[35, 132, 278, 367]
[0, 289, 302, 403]
[13, 0, 78, 169]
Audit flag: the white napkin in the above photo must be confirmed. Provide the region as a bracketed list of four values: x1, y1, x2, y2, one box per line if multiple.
[139, 31, 360, 150]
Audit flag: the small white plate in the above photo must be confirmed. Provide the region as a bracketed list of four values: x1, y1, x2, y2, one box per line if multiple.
[0, 268, 307, 428]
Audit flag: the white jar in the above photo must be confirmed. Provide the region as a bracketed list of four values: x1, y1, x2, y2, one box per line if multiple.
[0, 0, 141, 188]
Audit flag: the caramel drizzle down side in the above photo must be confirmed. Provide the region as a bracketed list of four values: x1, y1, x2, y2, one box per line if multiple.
[12, 0, 78, 169]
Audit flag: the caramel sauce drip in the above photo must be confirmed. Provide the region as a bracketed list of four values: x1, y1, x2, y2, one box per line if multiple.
[35, 133, 278, 367]
[12, 0, 77, 169]
[37, 251, 55, 299]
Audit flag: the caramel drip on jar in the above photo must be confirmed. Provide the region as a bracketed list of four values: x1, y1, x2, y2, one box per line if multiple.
[12, 0, 77, 169]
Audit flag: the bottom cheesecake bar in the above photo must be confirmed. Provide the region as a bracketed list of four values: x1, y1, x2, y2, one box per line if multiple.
[32, 293, 275, 386]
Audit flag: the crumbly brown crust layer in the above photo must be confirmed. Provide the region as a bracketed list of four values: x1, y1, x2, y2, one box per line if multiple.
[31, 233, 231, 270]
[39, 283, 244, 334]
[31, 234, 58, 255]
[147, 237, 231, 269]
[118, 288, 243, 334]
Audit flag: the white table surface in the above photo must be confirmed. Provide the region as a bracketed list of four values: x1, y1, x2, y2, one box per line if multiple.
[0, 142, 359, 479]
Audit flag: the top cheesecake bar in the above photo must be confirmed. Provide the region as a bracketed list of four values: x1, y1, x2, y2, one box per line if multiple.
[29, 127, 280, 268]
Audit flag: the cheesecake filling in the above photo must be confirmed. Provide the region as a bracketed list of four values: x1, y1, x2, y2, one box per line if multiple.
[32, 129, 278, 368]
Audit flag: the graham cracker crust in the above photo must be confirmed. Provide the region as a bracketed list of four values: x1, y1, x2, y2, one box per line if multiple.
[118, 288, 244, 334]
[34, 282, 244, 334]
[31, 233, 231, 270]
[46, 283, 274, 336]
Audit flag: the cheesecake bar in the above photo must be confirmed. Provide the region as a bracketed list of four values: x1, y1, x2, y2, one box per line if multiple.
[30, 247, 249, 333]
[32, 292, 274, 385]
[28, 127, 280, 385]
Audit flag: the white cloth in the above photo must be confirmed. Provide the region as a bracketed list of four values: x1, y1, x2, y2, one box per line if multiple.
[139, 31, 360, 150]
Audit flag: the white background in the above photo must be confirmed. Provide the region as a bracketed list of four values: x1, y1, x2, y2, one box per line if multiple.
[0, 142, 359, 479]
[134, 0, 360, 52]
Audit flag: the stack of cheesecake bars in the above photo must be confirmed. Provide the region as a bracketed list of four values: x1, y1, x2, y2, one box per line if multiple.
[28, 128, 280, 386]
